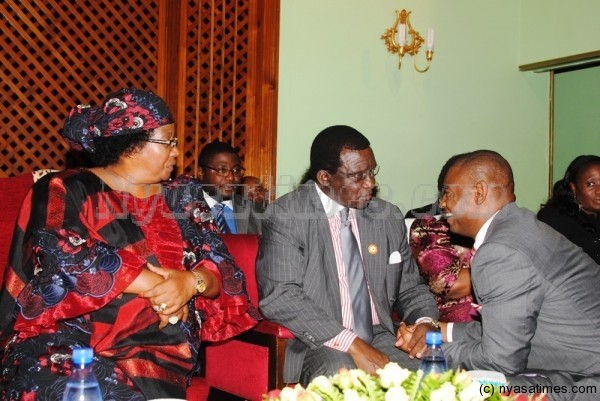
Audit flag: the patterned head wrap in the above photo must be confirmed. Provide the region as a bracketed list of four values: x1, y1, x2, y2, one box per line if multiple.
[62, 88, 174, 153]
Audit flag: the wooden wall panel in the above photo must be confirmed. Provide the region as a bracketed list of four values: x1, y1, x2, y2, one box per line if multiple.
[182, 0, 250, 177]
[0, 0, 160, 177]
[245, 0, 279, 193]
[0, 0, 278, 184]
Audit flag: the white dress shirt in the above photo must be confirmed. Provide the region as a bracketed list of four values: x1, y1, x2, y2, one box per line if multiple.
[314, 184, 380, 352]
[446, 210, 499, 342]
[203, 191, 236, 233]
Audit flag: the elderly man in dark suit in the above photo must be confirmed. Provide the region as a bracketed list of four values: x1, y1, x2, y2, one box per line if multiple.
[256, 125, 439, 385]
[434, 150, 600, 401]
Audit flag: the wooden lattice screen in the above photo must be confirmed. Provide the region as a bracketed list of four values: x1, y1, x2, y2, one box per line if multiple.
[183, 0, 249, 176]
[180, 0, 279, 183]
[0, 0, 278, 182]
[0, 0, 160, 177]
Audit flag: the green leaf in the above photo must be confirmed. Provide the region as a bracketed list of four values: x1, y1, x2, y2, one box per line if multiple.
[357, 371, 385, 401]
[401, 370, 423, 401]
[413, 370, 455, 401]
[306, 377, 344, 401]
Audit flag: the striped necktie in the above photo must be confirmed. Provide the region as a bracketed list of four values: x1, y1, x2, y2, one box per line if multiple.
[340, 207, 374, 343]
[213, 202, 230, 233]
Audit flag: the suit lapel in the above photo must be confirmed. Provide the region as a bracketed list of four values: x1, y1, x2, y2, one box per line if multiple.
[356, 207, 386, 290]
[356, 204, 394, 330]
[232, 196, 248, 233]
[306, 182, 343, 321]
[483, 202, 516, 243]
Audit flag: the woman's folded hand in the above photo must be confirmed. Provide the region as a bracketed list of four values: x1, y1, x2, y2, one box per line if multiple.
[140, 263, 197, 317]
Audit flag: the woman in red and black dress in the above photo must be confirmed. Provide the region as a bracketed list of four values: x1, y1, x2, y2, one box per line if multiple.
[0, 88, 258, 400]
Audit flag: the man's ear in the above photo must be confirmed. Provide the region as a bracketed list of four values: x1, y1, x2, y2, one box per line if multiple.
[474, 180, 488, 205]
[315, 170, 330, 188]
[197, 168, 205, 181]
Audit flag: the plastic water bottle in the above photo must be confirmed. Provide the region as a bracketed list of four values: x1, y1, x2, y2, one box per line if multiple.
[419, 331, 448, 376]
[62, 347, 103, 401]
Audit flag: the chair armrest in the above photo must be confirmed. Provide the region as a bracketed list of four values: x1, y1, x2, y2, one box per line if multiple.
[255, 320, 295, 339]
[203, 324, 291, 398]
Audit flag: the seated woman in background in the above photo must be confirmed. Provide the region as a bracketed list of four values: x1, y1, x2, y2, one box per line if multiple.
[538, 155, 600, 264]
[407, 154, 479, 323]
[0, 88, 258, 400]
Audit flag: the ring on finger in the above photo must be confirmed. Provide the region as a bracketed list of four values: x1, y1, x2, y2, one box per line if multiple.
[154, 303, 168, 313]
[168, 316, 179, 325]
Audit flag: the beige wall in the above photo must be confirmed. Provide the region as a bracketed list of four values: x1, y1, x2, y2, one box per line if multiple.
[553, 67, 600, 183]
[276, 0, 550, 212]
[520, 0, 600, 65]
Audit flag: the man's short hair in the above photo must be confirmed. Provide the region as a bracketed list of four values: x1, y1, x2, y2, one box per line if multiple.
[302, 125, 370, 182]
[454, 150, 514, 192]
[199, 140, 240, 166]
[437, 153, 469, 192]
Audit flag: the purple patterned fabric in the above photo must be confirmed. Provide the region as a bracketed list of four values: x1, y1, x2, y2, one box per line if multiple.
[409, 215, 478, 322]
[62, 88, 173, 153]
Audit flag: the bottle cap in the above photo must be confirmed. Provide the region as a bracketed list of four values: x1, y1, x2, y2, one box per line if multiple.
[425, 331, 442, 345]
[72, 347, 94, 365]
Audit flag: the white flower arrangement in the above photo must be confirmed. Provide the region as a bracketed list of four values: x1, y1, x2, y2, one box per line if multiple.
[262, 362, 515, 401]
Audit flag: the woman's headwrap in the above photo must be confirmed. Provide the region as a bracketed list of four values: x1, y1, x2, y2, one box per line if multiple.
[62, 88, 174, 153]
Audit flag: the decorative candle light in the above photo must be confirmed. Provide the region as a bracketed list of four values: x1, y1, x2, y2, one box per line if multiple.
[381, 9, 435, 73]
[398, 23, 406, 46]
[427, 28, 435, 51]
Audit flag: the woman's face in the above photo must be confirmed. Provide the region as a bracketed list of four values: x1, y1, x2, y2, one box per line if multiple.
[570, 163, 600, 216]
[134, 124, 179, 183]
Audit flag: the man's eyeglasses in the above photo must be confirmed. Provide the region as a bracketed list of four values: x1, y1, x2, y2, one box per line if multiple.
[337, 165, 380, 183]
[202, 165, 246, 177]
[144, 137, 179, 148]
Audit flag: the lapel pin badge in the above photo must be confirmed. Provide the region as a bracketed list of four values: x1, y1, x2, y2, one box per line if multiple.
[368, 244, 378, 255]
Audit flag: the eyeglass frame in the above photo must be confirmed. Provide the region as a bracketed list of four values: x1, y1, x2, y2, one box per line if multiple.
[201, 165, 246, 177]
[335, 165, 380, 183]
[143, 137, 179, 148]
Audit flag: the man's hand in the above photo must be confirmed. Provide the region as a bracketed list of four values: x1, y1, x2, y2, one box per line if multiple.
[395, 322, 438, 359]
[347, 337, 390, 375]
[395, 321, 415, 352]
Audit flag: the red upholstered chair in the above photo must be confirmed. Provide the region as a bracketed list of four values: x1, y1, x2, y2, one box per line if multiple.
[202, 234, 294, 401]
[0, 172, 36, 288]
[187, 377, 210, 401]
[0, 170, 58, 282]
[0, 172, 210, 401]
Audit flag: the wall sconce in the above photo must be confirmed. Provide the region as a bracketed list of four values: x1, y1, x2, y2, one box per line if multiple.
[381, 9, 434, 72]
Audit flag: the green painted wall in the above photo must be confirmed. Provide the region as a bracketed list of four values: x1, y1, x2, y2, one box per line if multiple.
[553, 67, 600, 183]
[276, 0, 548, 212]
[520, 0, 600, 65]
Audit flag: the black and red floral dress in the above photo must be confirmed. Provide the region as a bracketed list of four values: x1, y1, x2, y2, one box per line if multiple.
[0, 170, 258, 400]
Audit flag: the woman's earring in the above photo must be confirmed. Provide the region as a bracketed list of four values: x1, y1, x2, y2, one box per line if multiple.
[573, 193, 582, 211]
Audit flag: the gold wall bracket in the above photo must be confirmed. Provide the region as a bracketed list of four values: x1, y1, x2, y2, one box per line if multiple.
[381, 9, 434, 73]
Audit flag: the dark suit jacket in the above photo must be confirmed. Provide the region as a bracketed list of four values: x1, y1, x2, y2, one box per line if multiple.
[537, 205, 600, 264]
[443, 203, 600, 382]
[256, 181, 438, 382]
[203, 192, 264, 234]
[232, 195, 264, 234]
